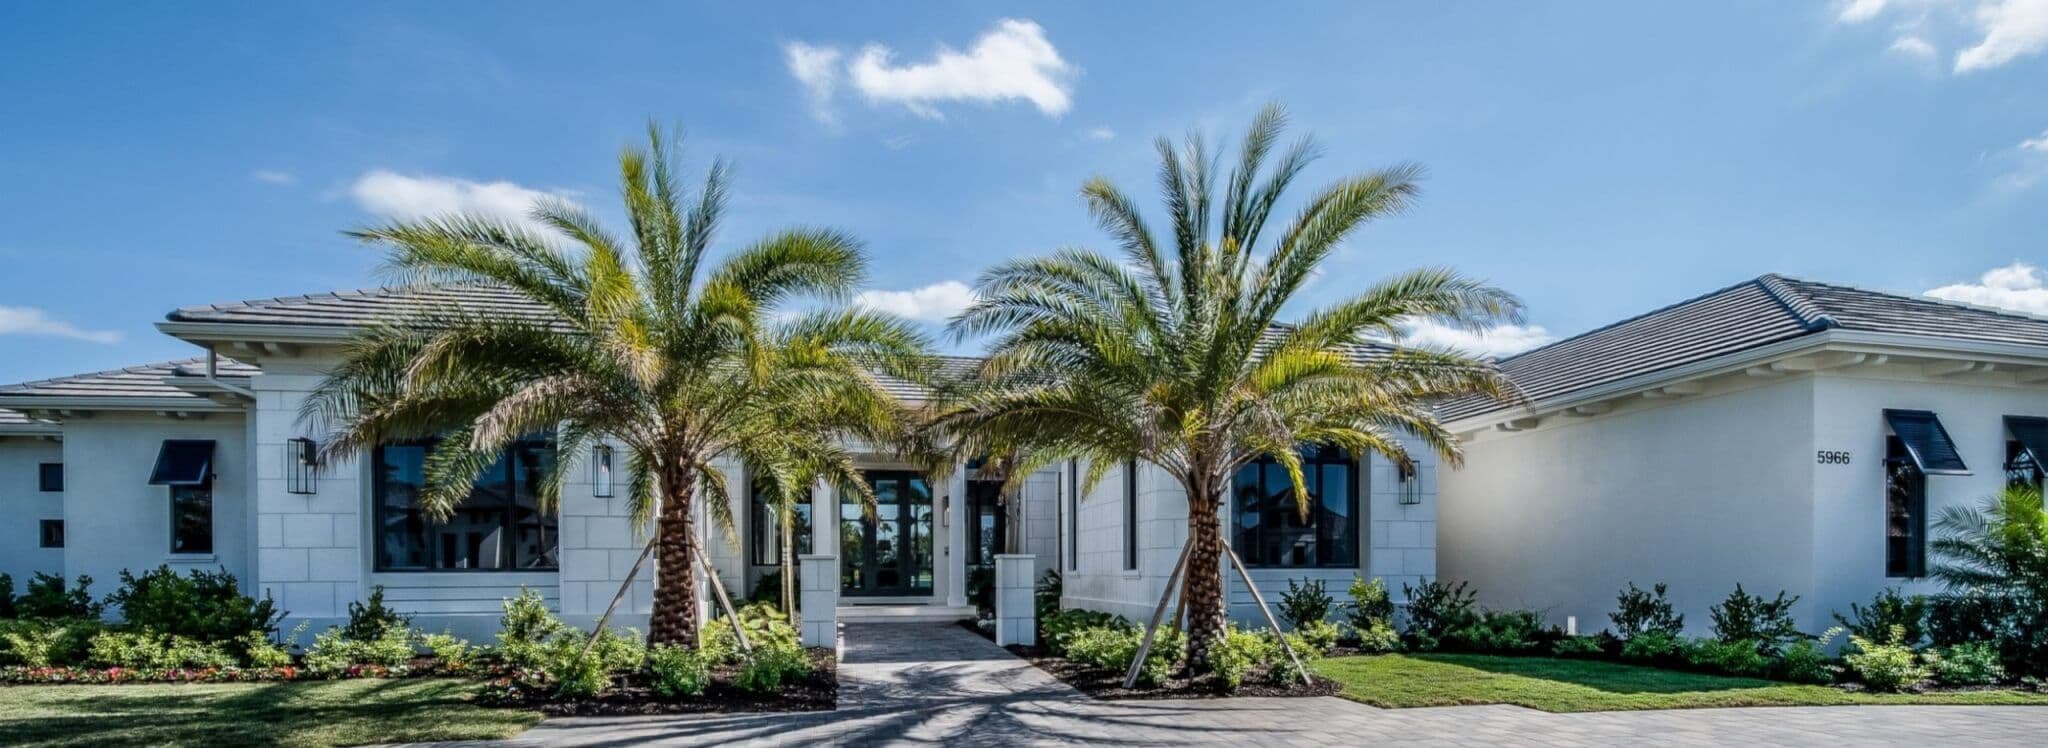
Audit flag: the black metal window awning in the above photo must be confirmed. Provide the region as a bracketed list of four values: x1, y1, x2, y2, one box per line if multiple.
[1884, 410, 1969, 475]
[148, 440, 216, 485]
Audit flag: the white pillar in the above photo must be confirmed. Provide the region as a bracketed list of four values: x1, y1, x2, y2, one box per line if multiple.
[995, 554, 1036, 646]
[813, 478, 837, 557]
[945, 464, 969, 608]
[798, 554, 839, 650]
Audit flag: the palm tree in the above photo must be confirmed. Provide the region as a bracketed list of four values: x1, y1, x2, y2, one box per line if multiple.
[304, 125, 933, 647]
[932, 104, 1520, 670]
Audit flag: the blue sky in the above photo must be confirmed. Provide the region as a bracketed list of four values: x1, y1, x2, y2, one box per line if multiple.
[2, 1, 2045, 383]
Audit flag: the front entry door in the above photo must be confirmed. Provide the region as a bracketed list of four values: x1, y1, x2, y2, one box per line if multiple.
[841, 471, 934, 596]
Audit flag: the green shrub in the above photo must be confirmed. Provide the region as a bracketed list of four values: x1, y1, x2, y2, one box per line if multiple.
[1925, 591, 2008, 648]
[1928, 641, 2005, 686]
[1709, 584, 1800, 653]
[304, 625, 416, 674]
[240, 631, 293, 668]
[734, 640, 809, 693]
[1619, 630, 1682, 662]
[1210, 627, 1275, 691]
[0, 619, 100, 667]
[1041, 608, 1125, 656]
[1834, 588, 1927, 647]
[1610, 582, 1684, 640]
[649, 644, 710, 698]
[105, 566, 282, 646]
[341, 586, 411, 642]
[1063, 624, 1181, 686]
[1773, 630, 1841, 684]
[1845, 625, 1928, 692]
[702, 602, 802, 665]
[1346, 576, 1396, 634]
[1446, 610, 1552, 653]
[1683, 637, 1773, 677]
[1278, 579, 1334, 628]
[1293, 619, 1340, 655]
[1353, 620, 1401, 653]
[1401, 579, 1477, 650]
[1266, 630, 1321, 685]
[16, 573, 98, 620]
[1552, 635, 1608, 658]
[1035, 569, 1063, 620]
[497, 588, 569, 670]
[423, 631, 475, 671]
[542, 627, 646, 697]
[86, 631, 237, 670]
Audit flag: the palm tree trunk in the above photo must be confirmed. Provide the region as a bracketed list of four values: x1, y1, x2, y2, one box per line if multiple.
[648, 472, 702, 647]
[1182, 483, 1228, 672]
[780, 507, 796, 617]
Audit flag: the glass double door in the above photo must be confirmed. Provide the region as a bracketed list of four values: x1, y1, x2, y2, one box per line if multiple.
[841, 471, 934, 596]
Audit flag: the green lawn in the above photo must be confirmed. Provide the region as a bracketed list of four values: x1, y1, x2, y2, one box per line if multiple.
[0, 678, 542, 747]
[1315, 654, 2048, 713]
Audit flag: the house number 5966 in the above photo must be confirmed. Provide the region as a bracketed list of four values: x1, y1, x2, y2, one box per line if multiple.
[1816, 450, 1852, 465]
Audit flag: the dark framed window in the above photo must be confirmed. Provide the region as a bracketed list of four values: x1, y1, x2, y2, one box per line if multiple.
[750, 480, 813, 566]
[1233, 444, 1359, 568]
[171, 483, 214, 554]
[39, 519, 63, 548]
[1124, 460, 1139, 570]
[37, 463, 61, 492]
[373, 439, 558, 572]
[1884, 435, 1927, 578]
[1066, 460, 1079, 571]
[2005, 416, 2048, 489]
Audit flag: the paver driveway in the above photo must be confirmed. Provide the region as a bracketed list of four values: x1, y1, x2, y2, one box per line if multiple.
[497, 622, 2048, 746]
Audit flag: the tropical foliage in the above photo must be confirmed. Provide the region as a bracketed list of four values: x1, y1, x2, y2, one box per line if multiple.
[931, 104, 1519, 669]
[303, 125, 934, 647]
[1929, 483, 2048, 677]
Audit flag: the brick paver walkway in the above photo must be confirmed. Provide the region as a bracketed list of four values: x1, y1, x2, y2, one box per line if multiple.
[492, 622, 2048, 746]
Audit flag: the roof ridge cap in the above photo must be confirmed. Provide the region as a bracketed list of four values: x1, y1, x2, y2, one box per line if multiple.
[1755, 274, 1838, 331]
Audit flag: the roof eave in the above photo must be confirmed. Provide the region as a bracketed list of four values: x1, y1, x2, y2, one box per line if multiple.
[156, 320, 361, 347]
[0, 394, 248, 415]
[1447, 329, 2048, 431]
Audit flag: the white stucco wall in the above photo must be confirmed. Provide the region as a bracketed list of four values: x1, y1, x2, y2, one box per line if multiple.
[1806, 367, 2048, 628]
[1440, 376, 1818, 633]
[60, 413, 251, 597]
[0, 437, 65, 590]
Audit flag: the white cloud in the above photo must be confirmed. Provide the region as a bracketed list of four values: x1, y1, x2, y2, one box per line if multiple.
[1833, 0, 2048, 72]
[348, 170, 572, 236]
[0, 306, 121, 344]
[1084, 126, 1116, 141]
[855, 280, 977, 322]
[784, 41, 844, 126]
[785, 20, 1075, 123]
[1396, 320, 1554, 358]
[1998, 128, 2048, 189]
[1927, 261, 2048, 314]
[1890, 34, 1938, 57]
[251, 169, 296, 185]
[1956, 0, 2048, 72]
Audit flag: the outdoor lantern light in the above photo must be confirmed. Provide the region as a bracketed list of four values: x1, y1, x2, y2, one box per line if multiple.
[1396, 460, 1422, 506]
[286, 437, 318, 495]
[593, 444, 615, 498]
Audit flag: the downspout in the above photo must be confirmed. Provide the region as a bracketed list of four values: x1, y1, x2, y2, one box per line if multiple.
[204, 348, 258, 401]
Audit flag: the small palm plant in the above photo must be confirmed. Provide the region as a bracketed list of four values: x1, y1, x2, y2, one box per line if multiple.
[305, 125, 933, 647]
[931, 104, 1519, 670]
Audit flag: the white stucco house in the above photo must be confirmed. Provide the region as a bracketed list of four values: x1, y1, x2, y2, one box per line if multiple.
[0, 284, 1434, 637]
[1439, 274, 2048, 635]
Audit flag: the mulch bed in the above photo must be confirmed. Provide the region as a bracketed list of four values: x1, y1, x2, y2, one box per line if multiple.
[480, 648, 838, 716]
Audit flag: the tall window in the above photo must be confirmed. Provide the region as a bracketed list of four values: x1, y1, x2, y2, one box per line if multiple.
[1123, 460, 1139, 570]
[1066, 460, 1079, 571]
[171, 483, 213, 554]
[37, 463, 61, 492]
[2006, 439, 2043, 489]
[374, 439, 558, 571]
[1884, 435, 1927, 578]
[39, 520, 63, 549]
[1232, 444, 1359, 568]
[750, 479, 813, 566]
[2004, 416, 2048, 490]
